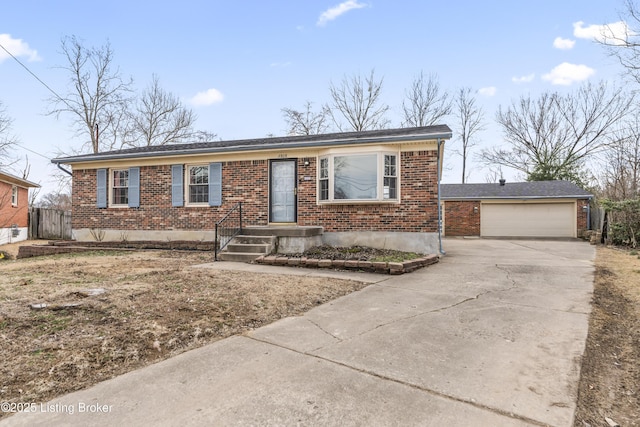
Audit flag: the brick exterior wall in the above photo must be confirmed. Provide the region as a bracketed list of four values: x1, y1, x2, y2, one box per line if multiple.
[444, 200, 480, 236]
[72, 150, 439, 233]
[577, 199, 590, 237]
[0, 181, 29, 228]
[444, 199, 591, 237]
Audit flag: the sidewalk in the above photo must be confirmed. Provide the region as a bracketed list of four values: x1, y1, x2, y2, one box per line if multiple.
[1, 239, 595, 426]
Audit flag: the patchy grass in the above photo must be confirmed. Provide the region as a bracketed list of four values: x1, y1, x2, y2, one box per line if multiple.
[300, 245, 424, 262]
[574, 246, 640, 426]
[0, 250, 367, 418]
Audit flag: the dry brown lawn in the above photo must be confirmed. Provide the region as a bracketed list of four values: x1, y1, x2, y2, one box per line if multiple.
[0, 248, 367, 419]
[574, 246, 640, 426]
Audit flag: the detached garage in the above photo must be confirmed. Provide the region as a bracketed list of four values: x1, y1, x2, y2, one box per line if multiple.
[441, 180, 593, 238]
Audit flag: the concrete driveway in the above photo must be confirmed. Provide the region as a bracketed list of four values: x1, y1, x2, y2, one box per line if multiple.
[2, 238, 595, 426]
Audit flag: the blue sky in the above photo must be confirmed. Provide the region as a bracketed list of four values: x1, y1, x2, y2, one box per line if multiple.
[0, 0, 632, 196]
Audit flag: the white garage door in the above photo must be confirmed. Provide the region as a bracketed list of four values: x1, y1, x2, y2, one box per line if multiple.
[481, 202, 575, 237]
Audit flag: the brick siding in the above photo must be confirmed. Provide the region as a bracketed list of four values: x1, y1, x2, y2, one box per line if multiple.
[0, 182, 29, 228]
[444, 200, 480, 236]
[577, 199, 589, 237]
[444, 199, 591, 237]
[72, 150, 439, 233]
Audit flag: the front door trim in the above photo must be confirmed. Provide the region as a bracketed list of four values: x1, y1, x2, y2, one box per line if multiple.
[268, 159, 297, 223]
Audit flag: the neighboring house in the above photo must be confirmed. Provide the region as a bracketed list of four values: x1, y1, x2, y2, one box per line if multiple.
[441, 180, 593, 238]
[0, 171, 40, 245]
[52, 125, 452, 254]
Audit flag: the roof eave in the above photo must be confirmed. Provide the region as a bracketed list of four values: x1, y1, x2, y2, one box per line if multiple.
[51, 131, 453, 165]
[0, 172, 40, 188]
[441, 195, 593, 200]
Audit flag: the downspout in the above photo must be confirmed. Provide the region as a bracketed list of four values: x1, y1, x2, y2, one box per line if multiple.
[437, 138, 445, 255]
[56, 162, 73, 176]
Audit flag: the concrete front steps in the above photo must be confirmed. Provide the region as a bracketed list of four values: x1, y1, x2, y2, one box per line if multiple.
[217, 226, 323, 262]
[217, 235, 276, 262]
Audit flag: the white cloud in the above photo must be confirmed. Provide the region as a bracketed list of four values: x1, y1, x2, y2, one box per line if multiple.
[317, 0, 367, 27]
[0, 34, 41, 63]
[573, 20, 634, 45]
[553, 37, 575, 50]
[542, 62, 595, 85]
[478, 86, 497, 96]
[189, 88, 224, 106]
[512, 73, 535, 83]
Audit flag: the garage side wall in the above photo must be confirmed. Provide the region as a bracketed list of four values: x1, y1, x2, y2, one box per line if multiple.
[444, 200, 480, 236]
[577, 198, 589, 237]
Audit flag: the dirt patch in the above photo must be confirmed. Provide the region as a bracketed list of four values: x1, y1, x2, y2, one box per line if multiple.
[0, 250, 367, 418]
[574, 246, 640, 426]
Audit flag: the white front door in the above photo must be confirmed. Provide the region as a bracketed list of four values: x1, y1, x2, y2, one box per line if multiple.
[269, 160, 297, 223]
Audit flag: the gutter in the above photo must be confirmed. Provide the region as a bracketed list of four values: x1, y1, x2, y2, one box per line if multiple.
[55, 163, 73, 176]
[437, 138, 445, 255]
[440, 195, 594, 200]
[51, 131, 454, 165]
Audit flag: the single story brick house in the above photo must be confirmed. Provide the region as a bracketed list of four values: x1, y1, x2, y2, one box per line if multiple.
[441, 180, 593, 238]
[52, 125, 452, 254]
[0, 170, 40, 245]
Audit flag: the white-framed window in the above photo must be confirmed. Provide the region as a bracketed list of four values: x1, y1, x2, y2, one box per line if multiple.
[318, 152, 398, 202]
[187, 165, 209, 205]
[111, 169, 129, 206]
[171, 163, 221, 208]
[11, 185, 18, 206]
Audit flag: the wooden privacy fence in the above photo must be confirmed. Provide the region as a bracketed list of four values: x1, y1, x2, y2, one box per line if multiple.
[29, 208, 72, 240]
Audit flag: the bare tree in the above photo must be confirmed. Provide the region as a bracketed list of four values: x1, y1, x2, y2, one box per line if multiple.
[599, 1, 640, 83]
[329, 69, 390, 132]
[48, 36, 133, 153]
[38, 191, 72, 211]
[282, 101, 332, 135]
[401, 72, 452, 127]
[598, 115, 640, 199]
[0, 100, 17, 168]
[123, 75, 197, 147]
[480, 81, 633, 185]
[455, 87, 485, 183]
[191, 130, 219, 142]
[484, 165, 504, 183]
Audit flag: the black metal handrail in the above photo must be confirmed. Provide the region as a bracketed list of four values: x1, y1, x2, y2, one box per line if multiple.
[214, 202, 243, 260]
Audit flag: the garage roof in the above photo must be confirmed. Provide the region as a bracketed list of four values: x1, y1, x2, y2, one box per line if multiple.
[441, 180, 593, 200]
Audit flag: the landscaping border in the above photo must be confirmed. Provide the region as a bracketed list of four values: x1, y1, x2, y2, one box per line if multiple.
[254, 253, 439, 274]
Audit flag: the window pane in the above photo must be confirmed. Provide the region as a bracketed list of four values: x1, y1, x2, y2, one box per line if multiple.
[189, 184, 209, 203]
[113, 187, 129, 205]
[190, 166, 209, 185]
[188, 166, 210, 203]
[319, 179, 328, 200]
[320, 157, 328, 179]
[334, 154, 377, 199]
[112, 170, 129, 205]
[384, 177, 397, 199]
[385, 155, 397, 177]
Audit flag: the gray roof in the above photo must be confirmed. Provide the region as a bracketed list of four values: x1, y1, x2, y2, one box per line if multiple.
[52, 125, 452, 164]
[441, 180, 593, 200]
